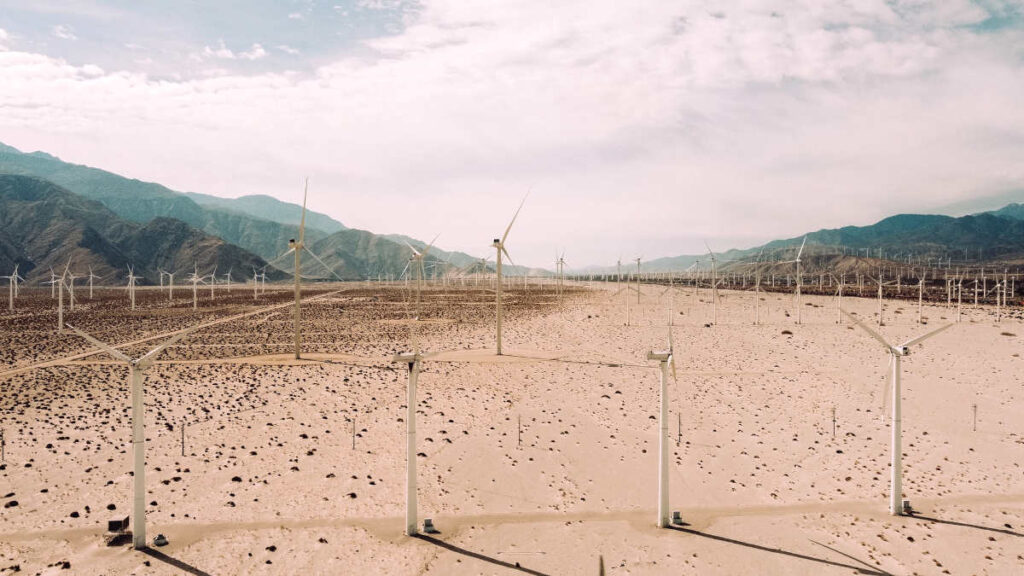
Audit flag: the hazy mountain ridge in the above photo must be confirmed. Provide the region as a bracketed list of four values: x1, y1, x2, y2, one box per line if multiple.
[601, 211, 1024, 274]
[0, 141, 503, 278]
[0, 174, 283, 284]
[185, 191, 347, 234]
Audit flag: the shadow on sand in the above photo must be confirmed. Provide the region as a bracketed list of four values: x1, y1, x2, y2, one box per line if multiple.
[413, 534, 551, 576]
[141, 547, 213, 576]
[667, 525, 892, 576]
[911, 514, 1022, 537]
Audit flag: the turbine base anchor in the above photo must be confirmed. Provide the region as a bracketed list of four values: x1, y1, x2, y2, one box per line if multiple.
[902, 499, 913, 515]
[423, 518, 439, 534]
[671, 511, 685, 525]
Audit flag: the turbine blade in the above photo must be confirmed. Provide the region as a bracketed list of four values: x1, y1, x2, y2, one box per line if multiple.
[797, 236, 807, 260]
[501, 193, 529, 244]
[900, 323, 953, 348]
[423, 233, 441, 257]
[299, 177, 308, 245]
[301, 246, 343, 281]
[841, 309, 892, 350]
[502, 246, 515, 267]
[66, 324, 132, 362]
[137, 325, 200, 367]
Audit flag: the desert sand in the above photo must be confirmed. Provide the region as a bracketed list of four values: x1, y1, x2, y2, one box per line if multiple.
[1, 281, 1021, 575]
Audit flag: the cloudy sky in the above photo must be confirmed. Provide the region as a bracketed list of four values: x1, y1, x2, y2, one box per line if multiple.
[1, 1, 1022, 267]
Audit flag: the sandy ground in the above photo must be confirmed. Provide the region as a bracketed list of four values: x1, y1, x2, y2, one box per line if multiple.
[1, 281, 1022, 575]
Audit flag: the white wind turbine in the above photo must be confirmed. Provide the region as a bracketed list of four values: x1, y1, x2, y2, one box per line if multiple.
[66, 323, 197, 549]
[491, 195, 527, 356]
[843, 310, 952, 515]
[126, 266, 140, 311]
[703, 242, 726, 325]
[646, 328, 678, 528]
[402, 236, 440, 314]
[47, 267, 57, 298]
[222, 268, 233, 292]
[868, 272, 895, 327]
[66, 269, 78, 311]
[206, 266, 217, 300]
[187, 265, 203, 310]
[87, 267, 101, 299]
[2, 265, 23, 311]
[251, 266, 260, 300]
[778, 237, 807, 324]
[56, 259, 72, 333]
[277, 178, 340, 359]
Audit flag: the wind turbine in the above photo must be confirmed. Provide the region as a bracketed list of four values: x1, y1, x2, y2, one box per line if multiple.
[222, 268, 233, 292]
[2, 265, 23, 311]
[87, 267, 101, 299]
[492, 195, 527, 356]
[393, 348, 426, 535]
[187, 265, 203, 310]
[66, 323, 197, 549]
[66, 269, 78, 311]
[403, 237, 439, 312]
[47, 267, 57, 298]
[252, 266, 260, 300]
[779, 237, 807, 324]
[703, 243, 723, 325]
[57, 259, 71, 333]
[126, 266, 140, 311]
[647, 328, 677, 528]
[288, 179, 309, 360]
[843, 310, 952, 515]
[206, 266, 217, 300]
[277, 179, 340, 359]
[868, 273, 895, 326]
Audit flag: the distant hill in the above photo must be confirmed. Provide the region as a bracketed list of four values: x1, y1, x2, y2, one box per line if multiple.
[609, 210, 1024, 274]
[982, 203, 1024, 221]
[0, 141, 504, 278]
[185, 191, 346, 234]
[0, 143, 324, 261]
[0, 174, 283, 284]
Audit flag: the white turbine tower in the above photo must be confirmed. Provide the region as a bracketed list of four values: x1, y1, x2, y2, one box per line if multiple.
[187, 265, 203, 310]
[647, 328, 677, 528]
[222, 268, 233, 292]
[207, 266, 217, 300]
[57, 259, 72, 333]
[277, 179, 340, 359]
[843, 310, 952, 515]
[126, 266, 140, 311]
[2, 265, 23, 311]
[779, 237, 807, 324]
[87, 266, 101, 299]
[66, 324, 197, 549]
[492, 195, 527, 356]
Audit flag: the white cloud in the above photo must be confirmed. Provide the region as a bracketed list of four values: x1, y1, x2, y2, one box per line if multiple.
[202, 39, 235, 59]
[239, 43, 267, 60]
[288, 12, 304, 20]
[52, 24, 77, 40]
[1, 0, 1022, 266]
[201, 41, 266, 61]
[277, 44, 301, 55]
[0, 28, 9, 51]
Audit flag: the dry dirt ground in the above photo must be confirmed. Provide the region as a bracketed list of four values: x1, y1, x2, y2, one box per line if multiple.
[1, 281, 1021, 575]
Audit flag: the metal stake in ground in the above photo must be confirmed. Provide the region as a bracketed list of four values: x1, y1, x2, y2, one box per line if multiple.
[972, 403, 977, 432]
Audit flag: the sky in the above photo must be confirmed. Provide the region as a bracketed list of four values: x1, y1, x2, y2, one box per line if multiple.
[1, 0, 1023, 267]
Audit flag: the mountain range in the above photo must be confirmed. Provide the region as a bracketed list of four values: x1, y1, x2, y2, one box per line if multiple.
[1, 140, 1021, 281]
[0, 141, 519, 282]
